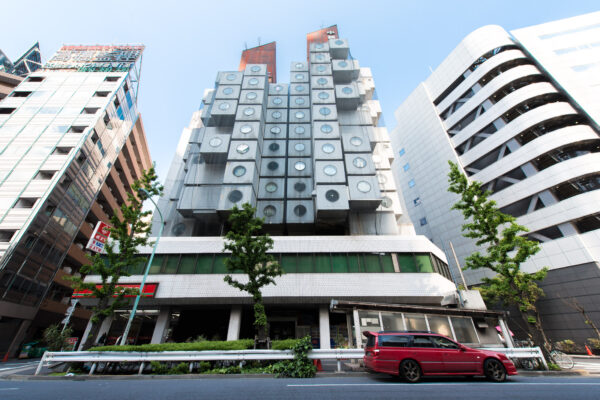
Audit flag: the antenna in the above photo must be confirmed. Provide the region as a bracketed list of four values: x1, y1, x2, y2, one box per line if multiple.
[258, 37, 261, 47]
[244, 42, 248, 50]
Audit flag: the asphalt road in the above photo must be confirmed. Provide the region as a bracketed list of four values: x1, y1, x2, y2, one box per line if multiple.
[2, 375, 600, 400]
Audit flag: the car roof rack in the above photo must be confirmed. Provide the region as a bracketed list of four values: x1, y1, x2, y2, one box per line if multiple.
[377, 330, 435, 334]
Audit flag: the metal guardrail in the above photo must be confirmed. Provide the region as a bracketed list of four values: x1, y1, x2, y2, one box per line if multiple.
[35, 348, 366, 375]
[35, 346, 546, 375]
[480, 347, 548, 370]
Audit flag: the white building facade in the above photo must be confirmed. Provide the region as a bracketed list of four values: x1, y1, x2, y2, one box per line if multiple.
[391, 12, 600, 344]
[82, 27, 503, 350]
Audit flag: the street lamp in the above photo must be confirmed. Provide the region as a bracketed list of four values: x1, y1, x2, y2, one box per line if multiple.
[120, 188, 164, 346]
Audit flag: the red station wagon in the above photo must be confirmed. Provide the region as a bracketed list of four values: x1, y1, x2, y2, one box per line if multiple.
[363, 331, 517, 382]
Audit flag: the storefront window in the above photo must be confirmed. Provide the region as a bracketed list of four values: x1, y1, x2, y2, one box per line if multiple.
[451, 317, 479, 344]
[149, 255, 164, 274]
[178, 255, 196, 274]
[164, 255, 179, 274]
[196, 255, 213, 274]
[415, 254, 434, 272]
[404, 313, 427, 331]
[297, 255, 313, 273]
[213, 254, 229, 273]
[315, 254, 330, 272]
[331, 254, 348, 273]
[381, 312, 405, 331]
[397, 254, 417, 272]
[427, 315, 453, 338]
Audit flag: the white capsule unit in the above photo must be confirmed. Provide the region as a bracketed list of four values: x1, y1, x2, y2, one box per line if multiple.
[287, 158, 313, 177]
[215, 85, 241, 100]
[291, 71, 309, 83]
[232, 121, 261, 141]
[340, 129, 372, 153]
[310, 42, 330, 53]
[208, 99, 238, 126]
[286, 200, 315, 227]
[315, 184, 350, 219]
[344, 153, 376, 175]
[264, 124, 288, 139]
[288, 124, 311, 140]
[332, 59, 359, 83]
[315, 161, 346, 184]
[314, 140, 343, 160]
[310, 52, 331, 64]
[313, 121, 341, 139]
[291, 61, 309, 72]
[263, 140, 287, 158]
[312, 104, 338, 121]
[287, 140, 312, 158]
[244, 64, 268, 76]
[235, 104, 263, 122]
[200, 129, 231, 163]
[228, 140, 259, 162]
[239, 89, 265, 105]
[286, 177, 313, 199]
[311, 75, 334, 89]
[290, 83, 309, 96]
[257, 200, 285, 226]
[311, 89, 335, 105]
[178, 185, 222, 216]
[347, 175, 382, 210]
[265, 108, 288, 124]
[217, 185, 256, 214]
[289, 108, 310, 124]
[223, 161, 259, 185]
[335, 83, 360, 110]
[260, 157, 286, 177]
[289, 96, 310, 109]
[267, 95, 288, 109]
[258, 178, 285, 199]
[269, 83, 289, 95]
[242, 75, 267, 90]
[328, 38, 349, 59]
[310, 63, 333, 76]
[218, 71, 244, 85]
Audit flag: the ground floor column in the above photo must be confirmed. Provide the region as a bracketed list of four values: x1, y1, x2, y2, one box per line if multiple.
[4, 319, 32, 360]
[319, 305, 331, 349]
[226, 305, 242, 341]
[151, 307, 171, 344]
[78, 319, 93, 351]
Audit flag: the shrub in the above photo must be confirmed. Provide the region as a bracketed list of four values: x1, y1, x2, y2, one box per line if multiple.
[548, 363, 561, 371]
[587, 338, 600, 349]
[556, 340, 577, 353]
[150, 361, 169, 374]
[271, 336, 316, 378]
[43, 324, 73, 351]
[169, 362, 189, 375]
[90, 339, 254, 352]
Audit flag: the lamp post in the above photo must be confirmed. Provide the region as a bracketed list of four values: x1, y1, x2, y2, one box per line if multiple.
[120, 188, 164, 346]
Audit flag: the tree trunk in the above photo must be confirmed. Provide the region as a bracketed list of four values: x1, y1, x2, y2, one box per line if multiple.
[519, 310, 552, 362]
[80, 298, 110, 350]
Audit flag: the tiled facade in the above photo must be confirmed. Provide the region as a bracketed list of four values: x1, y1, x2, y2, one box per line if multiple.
[0, 45, 152, 358]
[390, 13, 600, 344]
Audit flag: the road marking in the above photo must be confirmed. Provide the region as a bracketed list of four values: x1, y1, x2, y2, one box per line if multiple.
[287, 382, 600, 387]
[0, 388, 20, 391]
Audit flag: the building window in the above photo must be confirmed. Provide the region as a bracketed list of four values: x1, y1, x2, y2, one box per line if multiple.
[0, 108, 16, 114]
[413, 197, 421, 206]
[104, 76, 119, 82]
[11, 91, 31, 98]
[408, 179, 415, 188]
[82, 107, 99, 115]
[403, 163, 410, 172]
[94, 91, 110, 97]
[399, 148, 405, 156]
[419, 217, 428, 226]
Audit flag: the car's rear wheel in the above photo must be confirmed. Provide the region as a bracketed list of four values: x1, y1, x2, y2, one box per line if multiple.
[400, 359, 421, 383]
[484, 359, 506, 382]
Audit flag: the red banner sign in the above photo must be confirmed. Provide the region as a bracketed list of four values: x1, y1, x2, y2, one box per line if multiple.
[86, 221, 112, 253]
[72, 283, 158, 298]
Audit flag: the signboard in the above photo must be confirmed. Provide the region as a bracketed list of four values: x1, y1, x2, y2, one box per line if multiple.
[72, 283, 158, 299]
[44, 45, 144, 72]
[66, 337, 78, 351]
[85, 221, 112, 253]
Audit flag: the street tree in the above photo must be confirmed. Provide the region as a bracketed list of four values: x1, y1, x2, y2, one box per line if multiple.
[69, 167, 162, 349]
[447, 161, 551, 358]
[223, 203, 283, 347]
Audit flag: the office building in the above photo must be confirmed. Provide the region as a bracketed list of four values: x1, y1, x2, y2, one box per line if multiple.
[80, 27, 504, 350]
[0, 45, 152, 358]
[390, 12, 600, 343]
[0, 43, 43, 100]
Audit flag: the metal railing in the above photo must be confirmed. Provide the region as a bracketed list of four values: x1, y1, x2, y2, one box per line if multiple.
[479, 347, 548, 370]
[35, 348, 366, 375]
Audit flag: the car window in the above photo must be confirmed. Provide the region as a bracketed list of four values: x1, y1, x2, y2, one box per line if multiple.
[431, 336, 460, 349]
[412, 336, 435, 348]
[366, 335, 375, 348]
[379, 335, 410, 347]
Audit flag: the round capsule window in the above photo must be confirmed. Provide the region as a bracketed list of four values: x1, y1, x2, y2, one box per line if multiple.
[218, 102, 230, 110]
[233, 165, 246, 177]
[295, 63, 304, 69]
[243, 107, 255, 116]
[223, 87, 234, 95]
[250, 65, 261, 72]
[325, 190, 339, 202]
[236, 144, 250, 154]
[323, 165, 337, 176]
[316, 54, 324, 61]
[357, 181, 371, 193]
[295, 97, 305, 105]
[240, 124, 253, 134]
[263, 205, 276, 217]
[274, 85, 283, 92]
[272, 111, 282, 119]
[293, 205, 307, 217]
[267, 161, 279, 171]
[381, 196, 393, 208]
[172, 223, 186, 236]
[342, 87, 353, 94]
[295, 73, 304, 80]
[317, 65, 327, 72]
[316, 43, 324, 49]
[318, 91, 329, 99]
[338, 61, 348, 68]
[228, 190, 243, 203]
[270, 126, 281, 135]
[248, 78, 259, 85]
[295, 85, 305, 92]
[335, 40, 344, 45]
[265, 182, 278, 193]
[294, 126, 305, 135]
[226, 73, 236, 81]
[320, 124, 333, 133]
[294, 182, 306, 192]
[268, 142, 280, 152]
[294, 161, 306, 171]
[353, 157, 367, 168]
[295, 111, 305, 119]
[350, 136, 363, 146]
[294, 143, 305, 152]
[209, 137, 222, 147]
[319, 107, 331, 116]
[272, 97, 283, 105]
[317, 77, 328, 85]
[322, 143, 335, 154]
[246, 92, 258, 100]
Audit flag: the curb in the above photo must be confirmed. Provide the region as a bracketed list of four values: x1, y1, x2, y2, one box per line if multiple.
[1, 371, 371, 381]
[517, 370, 589, 376]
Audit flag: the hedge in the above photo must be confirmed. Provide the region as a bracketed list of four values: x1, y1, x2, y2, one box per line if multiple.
[90, 338, 302, 352]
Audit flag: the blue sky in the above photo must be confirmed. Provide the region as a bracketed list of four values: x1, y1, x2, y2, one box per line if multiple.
[2, 0, 599, 182]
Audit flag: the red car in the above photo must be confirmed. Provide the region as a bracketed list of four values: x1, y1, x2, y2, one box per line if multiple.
[363, 331, 517, 382]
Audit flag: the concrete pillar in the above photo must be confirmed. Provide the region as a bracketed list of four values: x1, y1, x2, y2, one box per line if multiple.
[151, 307, 171, 344]
[319, 305, 331, 350]
[98, 314, 113, 340]
[78, 319, 93, 351]
[226, 305, 242, 341]
[498, 317, 515, 348]
[353, 308, 362, 348]
[4, 319, 32, 359]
